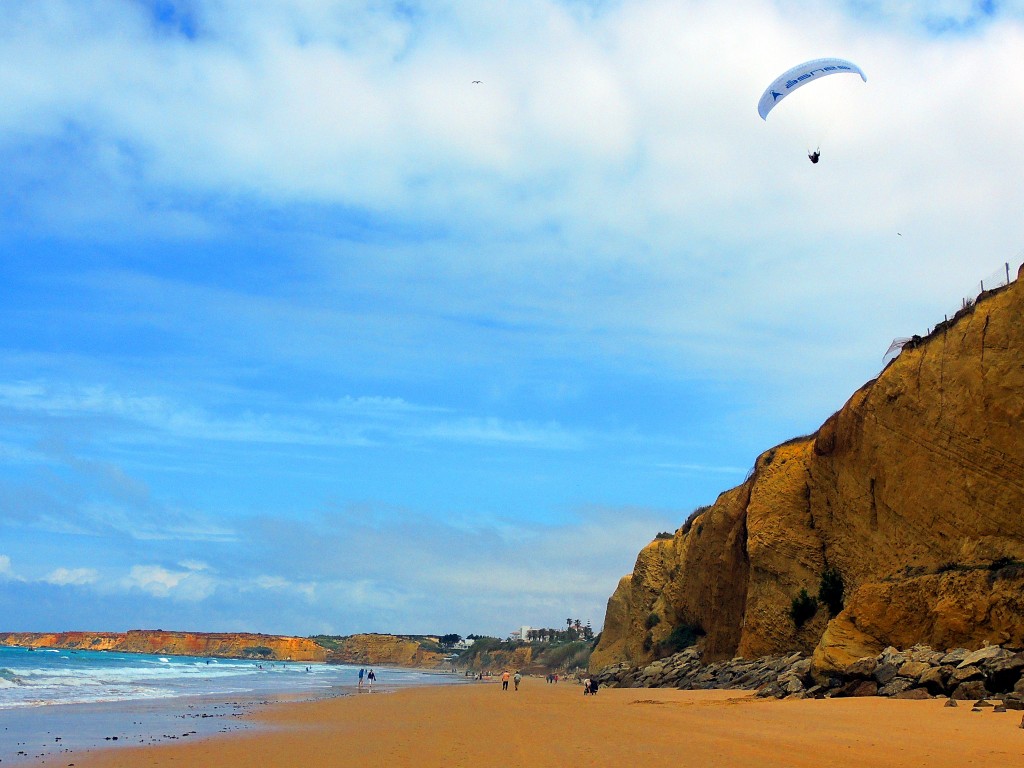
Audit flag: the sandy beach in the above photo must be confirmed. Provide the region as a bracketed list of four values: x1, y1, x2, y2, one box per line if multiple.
[52, 679, 1023, 768]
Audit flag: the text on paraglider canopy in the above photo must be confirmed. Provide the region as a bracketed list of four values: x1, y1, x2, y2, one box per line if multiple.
[785, 65, 852, 90]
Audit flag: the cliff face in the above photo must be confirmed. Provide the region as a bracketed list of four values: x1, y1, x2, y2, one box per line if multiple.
[0, 630, 329, 662]
[592, 267, 1024, 672]
[454, 645, 535, 674]
[323, 634, 446, 667]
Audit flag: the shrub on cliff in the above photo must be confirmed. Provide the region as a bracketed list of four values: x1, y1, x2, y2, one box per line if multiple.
[988, 557, 1024, 584]
[242, 646, 274, 658]
[657, 623, 705, 657]
[536, 640, 591, 671]
[789, 589, 818, 630]
[818, 568, 845, 617]
[681, 505, 711, 535]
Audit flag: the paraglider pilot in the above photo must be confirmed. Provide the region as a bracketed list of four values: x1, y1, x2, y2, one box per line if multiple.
[808, 149, 820, 164]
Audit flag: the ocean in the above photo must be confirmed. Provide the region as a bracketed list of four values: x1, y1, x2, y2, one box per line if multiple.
[0, 645, 460, 765]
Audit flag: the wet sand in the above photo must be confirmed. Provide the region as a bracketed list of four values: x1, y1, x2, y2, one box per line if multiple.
[53, 681, 1023, 768]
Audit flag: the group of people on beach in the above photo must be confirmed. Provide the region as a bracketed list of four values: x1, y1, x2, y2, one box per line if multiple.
[357, 668, 376, 689]
[495, 670, 595, 694]
[500, 670, 522, 691]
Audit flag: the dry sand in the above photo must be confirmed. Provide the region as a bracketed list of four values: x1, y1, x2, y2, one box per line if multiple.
[60, 680, 1022, 768]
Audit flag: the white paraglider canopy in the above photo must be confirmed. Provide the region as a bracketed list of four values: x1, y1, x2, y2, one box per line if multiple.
[758, 58, 866, 120]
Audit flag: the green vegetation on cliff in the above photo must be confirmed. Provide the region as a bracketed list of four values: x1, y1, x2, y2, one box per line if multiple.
[310, 633, 444, 653]
[454, 636, 596, 674]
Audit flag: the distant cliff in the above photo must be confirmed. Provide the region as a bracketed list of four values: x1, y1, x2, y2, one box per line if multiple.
[451, 638, 593, 675]
[318, 634, 448, 667]
[592, 264, 1024, 673]
[0, 630, 328, 661]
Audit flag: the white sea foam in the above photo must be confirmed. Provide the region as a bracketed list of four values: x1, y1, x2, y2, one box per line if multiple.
[1, 645, 466, 768]
[0, 646, 368, 710]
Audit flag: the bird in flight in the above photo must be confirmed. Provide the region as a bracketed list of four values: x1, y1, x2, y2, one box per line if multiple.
[472, 80, 482, 84]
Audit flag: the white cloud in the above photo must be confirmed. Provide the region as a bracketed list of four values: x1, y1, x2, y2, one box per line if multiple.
[0, 379, 595, 452]
[251, 575, 317, 601]
[0, 554, 13, 579]
[44, 567, 98, 586]
[248, 502, 679, 633]
[2, 1, 1021, 396]
[123, 564, 216, 601]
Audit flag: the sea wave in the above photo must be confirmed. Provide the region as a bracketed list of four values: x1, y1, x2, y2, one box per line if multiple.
[0, 647, 374, 710]
[0, 668, 26, 688]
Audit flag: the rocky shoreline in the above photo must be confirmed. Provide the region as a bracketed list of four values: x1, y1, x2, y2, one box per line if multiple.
[591, 644, 1024, 706]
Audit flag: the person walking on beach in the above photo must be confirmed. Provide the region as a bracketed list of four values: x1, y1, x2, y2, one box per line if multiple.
[358, 668, 365, 688]
[513, 671, 522, 691]
[501, 670, 510, 691]
[368, 669, 376, 688]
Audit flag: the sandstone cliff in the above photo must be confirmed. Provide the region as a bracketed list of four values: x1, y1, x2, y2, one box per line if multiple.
[0, 630, 329, 661]
[321, 634, 447, 667]
[592, 266, 1024, 673]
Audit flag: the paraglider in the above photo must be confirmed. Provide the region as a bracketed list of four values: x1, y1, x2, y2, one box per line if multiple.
[758, 58, 866, 163]
[758, 58, 866, 120]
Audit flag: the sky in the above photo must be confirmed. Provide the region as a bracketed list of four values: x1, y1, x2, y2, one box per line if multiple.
[1, 0, 1023, 640]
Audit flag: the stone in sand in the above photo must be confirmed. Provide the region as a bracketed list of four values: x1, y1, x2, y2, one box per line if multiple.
[893, 688, 931, 700]
[944, 698, 958, 708]
[1003, 695, 1024, 710]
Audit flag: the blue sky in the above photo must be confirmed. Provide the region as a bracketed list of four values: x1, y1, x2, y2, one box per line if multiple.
[1, 0, 1023, 638]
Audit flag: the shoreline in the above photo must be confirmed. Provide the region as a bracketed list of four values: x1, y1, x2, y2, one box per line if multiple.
[34, 678, 1024, 768]
[3, 672, 467, 767]
[1, 643, 470, 765]
[3, 686, 352, 767]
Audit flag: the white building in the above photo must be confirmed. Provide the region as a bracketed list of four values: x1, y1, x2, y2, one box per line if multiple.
[509, 625, 540, 643]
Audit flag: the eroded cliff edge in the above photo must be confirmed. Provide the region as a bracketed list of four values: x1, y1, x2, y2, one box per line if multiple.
[0, 631, 449, 667]
[592, 266, 1024, 673]
[0, 630, 328, 661]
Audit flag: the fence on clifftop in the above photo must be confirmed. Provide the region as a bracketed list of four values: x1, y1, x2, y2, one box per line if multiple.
[946, 256, 1019, 325]
[884, 255, 1021, 363]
